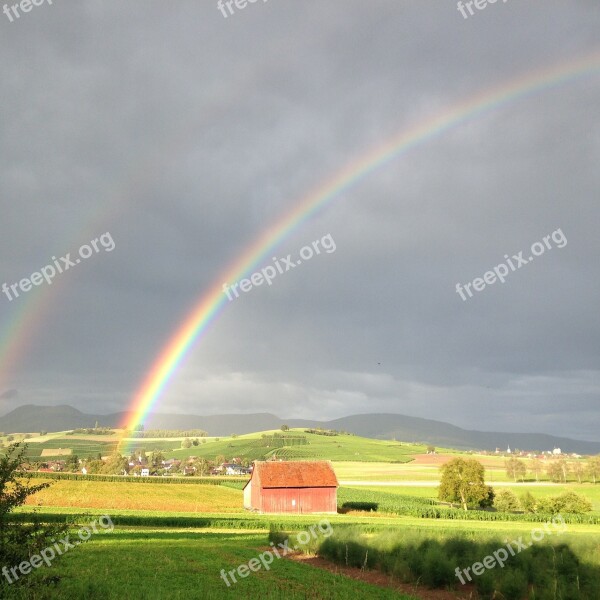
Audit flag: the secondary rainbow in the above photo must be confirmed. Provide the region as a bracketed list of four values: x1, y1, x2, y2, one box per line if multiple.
[123, 51, 600, 433]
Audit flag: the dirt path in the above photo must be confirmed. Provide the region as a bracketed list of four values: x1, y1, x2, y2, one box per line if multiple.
[287, 553, 476, 600]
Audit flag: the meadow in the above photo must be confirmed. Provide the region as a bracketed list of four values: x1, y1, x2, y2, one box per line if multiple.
[3, 529, 417, 600]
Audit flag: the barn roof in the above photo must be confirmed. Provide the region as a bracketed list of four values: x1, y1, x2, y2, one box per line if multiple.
[253, 460, 338, 488]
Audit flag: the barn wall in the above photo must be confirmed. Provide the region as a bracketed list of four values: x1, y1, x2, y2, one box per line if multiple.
[260, 487, 337, 514]
[243, 484, 251, 509]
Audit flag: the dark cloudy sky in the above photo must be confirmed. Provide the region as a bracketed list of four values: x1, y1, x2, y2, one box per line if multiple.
[0, 1, 599, 440]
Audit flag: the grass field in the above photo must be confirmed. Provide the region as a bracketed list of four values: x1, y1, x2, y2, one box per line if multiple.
[1, 527, 418, 600]
[333, 454, 523, 482]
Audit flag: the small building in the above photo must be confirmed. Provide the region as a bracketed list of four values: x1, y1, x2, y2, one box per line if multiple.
[243, 460, 338, 514]
[223, 463, 251, 476]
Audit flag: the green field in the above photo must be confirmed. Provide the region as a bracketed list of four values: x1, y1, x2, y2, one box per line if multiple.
[4, 432, 600, 599]
[4, 476, 600, 599]
[2, 527, 416, 600]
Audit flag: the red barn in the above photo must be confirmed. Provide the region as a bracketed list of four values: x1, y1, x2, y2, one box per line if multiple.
[243, 460, 338, 514]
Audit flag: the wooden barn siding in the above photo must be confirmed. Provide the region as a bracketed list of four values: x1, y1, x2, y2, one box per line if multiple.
[260, 487, 337, 514]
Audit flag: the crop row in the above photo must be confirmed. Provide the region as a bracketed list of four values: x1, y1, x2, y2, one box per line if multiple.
[25, 472, 247, 485]
[338, 488, 600, 525]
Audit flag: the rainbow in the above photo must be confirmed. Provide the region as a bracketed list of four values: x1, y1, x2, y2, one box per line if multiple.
[118, 51, 599, 433]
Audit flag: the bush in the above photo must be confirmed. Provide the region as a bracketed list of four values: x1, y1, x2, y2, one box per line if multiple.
[520, 491, 536, 513]
[537, 492, 592, 515]
[421, 547, 455, 587]
[1, 443, 69, 595]
[499, 570, 528, 600]
[494, 489, 521, 512]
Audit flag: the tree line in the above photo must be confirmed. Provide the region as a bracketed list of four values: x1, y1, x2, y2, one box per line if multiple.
[504, 456, 600, 483]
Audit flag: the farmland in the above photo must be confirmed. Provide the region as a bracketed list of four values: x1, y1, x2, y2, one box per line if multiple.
[3, 431, 600, 599]
[9, 477, 600, 599]
[23, 479, 244, 513]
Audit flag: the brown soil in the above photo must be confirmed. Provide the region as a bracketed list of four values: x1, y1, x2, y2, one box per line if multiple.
[286, 552, 477, 600]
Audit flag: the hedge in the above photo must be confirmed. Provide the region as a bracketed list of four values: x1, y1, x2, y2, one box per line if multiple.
[24, 472, 247, 485]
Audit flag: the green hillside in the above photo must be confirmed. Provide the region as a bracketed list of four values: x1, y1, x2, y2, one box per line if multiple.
[5, 429, 427, 463]
[164, 429, 426, 462]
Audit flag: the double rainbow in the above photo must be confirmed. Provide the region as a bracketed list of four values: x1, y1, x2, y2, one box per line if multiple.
[12, 54, 600, 435]
[123, 51, 600, 433]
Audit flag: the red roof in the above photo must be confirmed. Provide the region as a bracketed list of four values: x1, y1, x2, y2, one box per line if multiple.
[252, 461, 338, 488]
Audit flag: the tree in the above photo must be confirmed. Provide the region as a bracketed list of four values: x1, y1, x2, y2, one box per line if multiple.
[547, 461, 562, 482]
[215, 454, 226, 466]
[547, 458, 569, 483]
[181, 438, 192, 449]
[83, 459, 104, 474]
[494, 489, 521, 512]
[65, 454, 80, 472]
[572, 460, 585, 484]
[100, 453, 128, 475]
[438, 458, 491, 511]
[1, 443, 68, 590]
[426, 445, 435, 454]
[191, 457, 211, 476]
[505, 457, 526, 482]
[537, 492, 592, 515]
[192, 438, 199, 446]
[281, 425, 290, 432]
[529, 458, 544, 482]
[149, 451, 165, 468]
[520, 491, 537, 513]
[587, 456, 600, 484]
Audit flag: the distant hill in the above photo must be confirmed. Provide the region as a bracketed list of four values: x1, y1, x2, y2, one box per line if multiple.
[1, 404, 599, 454]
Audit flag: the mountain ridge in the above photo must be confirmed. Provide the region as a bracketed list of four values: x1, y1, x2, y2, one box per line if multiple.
[1, 404, 598, 454]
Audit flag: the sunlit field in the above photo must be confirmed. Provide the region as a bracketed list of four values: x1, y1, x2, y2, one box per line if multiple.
[25, 480, 244, 513]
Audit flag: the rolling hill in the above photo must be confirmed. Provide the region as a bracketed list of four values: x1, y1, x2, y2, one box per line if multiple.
[1, 404, 599, 454]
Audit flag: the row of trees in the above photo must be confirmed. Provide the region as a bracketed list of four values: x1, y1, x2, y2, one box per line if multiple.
[181, 437, 208, 448]
[505, 456, 600, 483]
[127, 429, 208, 439]
[439, 458, 593, 513]
[494, 489, 592, 514]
